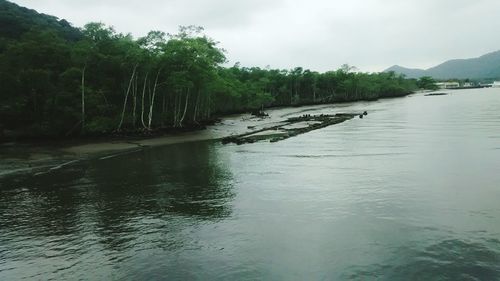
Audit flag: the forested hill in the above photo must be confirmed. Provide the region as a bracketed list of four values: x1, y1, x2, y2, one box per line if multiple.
[0, 1, 419, 140]
[0, 0, 81, 44]
[385, 50, 500, 80]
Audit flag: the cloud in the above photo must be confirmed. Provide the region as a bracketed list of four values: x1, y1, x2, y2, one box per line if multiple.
[10, 0, 500, 72]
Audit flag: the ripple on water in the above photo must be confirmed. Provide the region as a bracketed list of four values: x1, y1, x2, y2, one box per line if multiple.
[345, 237, 500, 280]
[2, 89, 500, 280]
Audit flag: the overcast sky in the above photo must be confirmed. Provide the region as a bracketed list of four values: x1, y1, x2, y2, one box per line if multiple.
[11, 0, 500, 72]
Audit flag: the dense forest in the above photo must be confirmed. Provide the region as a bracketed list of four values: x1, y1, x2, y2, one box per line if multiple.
[0, 0, 432, 139]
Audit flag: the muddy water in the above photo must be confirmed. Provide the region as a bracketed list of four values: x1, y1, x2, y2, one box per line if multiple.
[1, 88, 500, 280]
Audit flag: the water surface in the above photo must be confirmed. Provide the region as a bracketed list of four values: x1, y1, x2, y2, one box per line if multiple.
[1, 89, 500, 280]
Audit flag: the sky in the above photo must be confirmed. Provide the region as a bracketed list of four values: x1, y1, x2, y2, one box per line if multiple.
[10, 0, 500, 72]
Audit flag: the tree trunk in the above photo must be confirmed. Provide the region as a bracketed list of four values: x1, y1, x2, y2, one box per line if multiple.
[206, 94, 211, 119]
[148, 70, 161, 130]
[193, 88, 200, 123]
[173, 91, 179, 127]
[141, 73, 149, 129]
[163, 91, 169, 123]
[117, 64, 138, 131]
[132, 74, 138, 128]
[81, 65, 86, 132]
[179, 88, 190, 127]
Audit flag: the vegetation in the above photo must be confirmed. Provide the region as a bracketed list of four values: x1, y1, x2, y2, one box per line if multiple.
[0, 0, 418, 139]
[416, 76, 439, 90]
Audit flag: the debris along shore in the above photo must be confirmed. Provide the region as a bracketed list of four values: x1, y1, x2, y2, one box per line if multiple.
[222, 111, 368, 145]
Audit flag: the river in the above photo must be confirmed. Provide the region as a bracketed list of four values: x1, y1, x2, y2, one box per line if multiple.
[1, 88, 500, 280]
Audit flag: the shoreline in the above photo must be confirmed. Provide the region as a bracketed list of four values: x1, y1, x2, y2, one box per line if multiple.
[0, 102, 360, 161]
[62, 103, 343, 155]
[0, 93, 423, 178]
[0, 103, 342, 178]
[1, 94, 415, 154]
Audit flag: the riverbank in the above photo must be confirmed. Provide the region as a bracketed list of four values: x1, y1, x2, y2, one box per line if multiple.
[0, 102, 364, 157]
[2, 92, 418, 154]
[0, 92, 421, 178]
[0, 102, 367, 177]
[63, 103, 347, 154]
[0, 105, 308, 177]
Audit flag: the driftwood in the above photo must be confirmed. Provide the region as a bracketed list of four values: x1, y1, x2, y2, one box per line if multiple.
[222, 112, 366, 145]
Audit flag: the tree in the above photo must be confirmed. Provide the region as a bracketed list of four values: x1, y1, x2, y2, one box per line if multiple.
[0, 10, 419, 139]
[417, 76, 438, 90]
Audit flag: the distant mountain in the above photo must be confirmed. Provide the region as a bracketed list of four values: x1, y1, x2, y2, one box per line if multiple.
[385, 50, 500, 80]
[384, 65, 426, 79]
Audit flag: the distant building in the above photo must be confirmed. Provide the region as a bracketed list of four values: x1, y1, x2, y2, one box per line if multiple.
[461, 82, 474, 88]
[492, 81, 500, 88]
[435, 82, 460, 89]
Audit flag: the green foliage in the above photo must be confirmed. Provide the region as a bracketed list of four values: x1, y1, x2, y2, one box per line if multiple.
[417, 76, 439, 90]
[0, 0, 82, 42]
[0, 1, 418, 138]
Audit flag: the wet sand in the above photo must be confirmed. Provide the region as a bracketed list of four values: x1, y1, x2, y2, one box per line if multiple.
[64, 104, 338, 155]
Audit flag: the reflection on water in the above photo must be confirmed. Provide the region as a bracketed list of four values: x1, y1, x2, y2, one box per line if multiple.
[0, 142, 235, 280]
[1, 88, 500, 280]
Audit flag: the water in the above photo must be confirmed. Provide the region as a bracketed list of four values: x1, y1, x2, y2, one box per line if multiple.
[1, 89, 500, 280]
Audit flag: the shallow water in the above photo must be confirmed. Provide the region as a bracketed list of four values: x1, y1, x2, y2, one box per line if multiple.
[1, 89, 500, 280]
